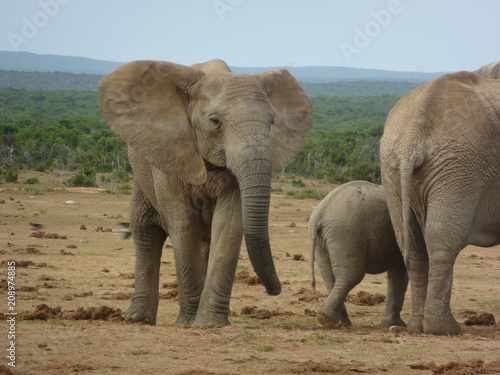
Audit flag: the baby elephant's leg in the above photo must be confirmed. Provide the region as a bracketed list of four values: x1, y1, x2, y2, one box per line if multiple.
[381, 262, 408, 327]
[317, 298, 351, 326]
[318, 269, 363, 327]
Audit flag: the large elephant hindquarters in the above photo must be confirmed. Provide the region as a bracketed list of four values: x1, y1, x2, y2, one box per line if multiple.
[380, 67, 500, 335]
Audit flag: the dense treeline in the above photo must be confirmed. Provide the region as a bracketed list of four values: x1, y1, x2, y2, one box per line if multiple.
[301, 81, 420, 97]
[0, 89, 128, 180]
[0, 88, 398, 184]
[0, 71, 101, 92]
[0, 70, 420, 97]
[288, 96, 398, 182]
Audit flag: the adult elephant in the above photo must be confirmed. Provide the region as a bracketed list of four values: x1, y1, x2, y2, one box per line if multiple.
[98, 59, 312, 327]
[380, 62, 500, 335]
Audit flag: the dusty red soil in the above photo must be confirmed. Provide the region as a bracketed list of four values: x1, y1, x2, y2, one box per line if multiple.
[0, 172, 499, 374]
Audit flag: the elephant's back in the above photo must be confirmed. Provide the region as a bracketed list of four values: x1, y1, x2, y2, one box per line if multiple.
[318, 180, 389, 227]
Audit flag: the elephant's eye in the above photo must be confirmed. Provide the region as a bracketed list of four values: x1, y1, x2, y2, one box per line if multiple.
[210, 117, 222, 129]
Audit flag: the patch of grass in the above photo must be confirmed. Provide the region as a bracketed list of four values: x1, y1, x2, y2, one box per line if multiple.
[255, 345, 274, 352]
[241, 329, 257, 339]
[276, 317, 314, 330]
[117, 184, 132, 195]
[100, 171, 132, 184]
[293, 190, 325, 200]
[197, 325, 222, 334]
[231, 315, 258, 327]
[22, 187, 63, 195]
[297, 333, 345, 346]
[22, 187, 44, 195]
[291, 179, 306, 188]
[101, 184, 132, 195]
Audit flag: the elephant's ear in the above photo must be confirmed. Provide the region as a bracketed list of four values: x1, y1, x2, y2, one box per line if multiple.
[191, 59, 232, 74]
[474, 60, 500, 79]
[98, 60, 207, 185]
[254, 70, 313, 175]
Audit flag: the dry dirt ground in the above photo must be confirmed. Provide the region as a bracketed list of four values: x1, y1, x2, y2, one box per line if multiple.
[1, 172, 499, 375]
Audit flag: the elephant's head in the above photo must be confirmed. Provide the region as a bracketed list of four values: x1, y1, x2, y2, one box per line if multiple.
[98, 59, 312, 295]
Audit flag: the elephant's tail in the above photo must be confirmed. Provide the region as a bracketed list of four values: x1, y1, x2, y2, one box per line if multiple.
[400, 157, 413, 272]
[310, 222, 333, 292]
[399, 125, 425, 272]
[310, 224, 322, 292]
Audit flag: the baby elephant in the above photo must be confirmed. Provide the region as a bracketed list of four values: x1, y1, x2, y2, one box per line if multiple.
[309, 180, 407, 327]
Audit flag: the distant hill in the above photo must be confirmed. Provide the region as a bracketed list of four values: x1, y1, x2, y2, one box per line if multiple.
[0, 51, 122, 75]
[0, 51, 447, 82]
[232, 66, 445, 82]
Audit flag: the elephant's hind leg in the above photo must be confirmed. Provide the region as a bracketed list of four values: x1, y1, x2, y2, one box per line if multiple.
[422, 203, 471, 335]
[318, 270, 361, 327]
[126, 187, 167, 325]
[382, 261, 408, 327]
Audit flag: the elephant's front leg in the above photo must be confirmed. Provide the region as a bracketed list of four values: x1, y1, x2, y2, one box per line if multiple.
[126, 189, 167, 325]
[381, 262, 408, 327]
[192, 194, 243, 327]
[171, 222, 207, 326]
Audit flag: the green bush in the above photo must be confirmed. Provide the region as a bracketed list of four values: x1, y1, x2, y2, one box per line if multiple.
[115, 170, 132, 183]
[23, 177, 39, 184]
[66, 171, 97, 187]
[1, 164, 19, 183]
[117, 183, 132, 195]
[291, 179, 306, 188]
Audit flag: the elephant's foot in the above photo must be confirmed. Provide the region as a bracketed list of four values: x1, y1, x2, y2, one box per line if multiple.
[381, 314, 406, 327]
[175, 312, 196, 326]
[407, 314, 424, 333]
[317, 311, 352, 328]
[424, 314, 461, 335]
[125, 298, 157, 325]
[192, 311, 231, 328]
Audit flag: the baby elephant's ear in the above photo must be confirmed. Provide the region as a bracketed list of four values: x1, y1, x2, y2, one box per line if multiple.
[254, 70, 313, 175]
[98, 60, 207, 185]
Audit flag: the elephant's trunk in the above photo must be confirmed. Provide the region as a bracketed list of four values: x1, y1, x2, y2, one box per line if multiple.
[232, 143, 281, 296]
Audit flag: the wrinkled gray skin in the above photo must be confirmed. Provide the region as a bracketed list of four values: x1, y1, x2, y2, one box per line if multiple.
[380, 61, 500, 335]
[309, 181, 407, 328]
[98, 59, 312, 327]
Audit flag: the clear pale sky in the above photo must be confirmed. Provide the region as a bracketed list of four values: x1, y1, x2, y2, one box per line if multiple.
[1, 0, 499, 72]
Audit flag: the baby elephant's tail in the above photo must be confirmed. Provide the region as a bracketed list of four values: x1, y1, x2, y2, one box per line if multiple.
[309, 223, 322, 292]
